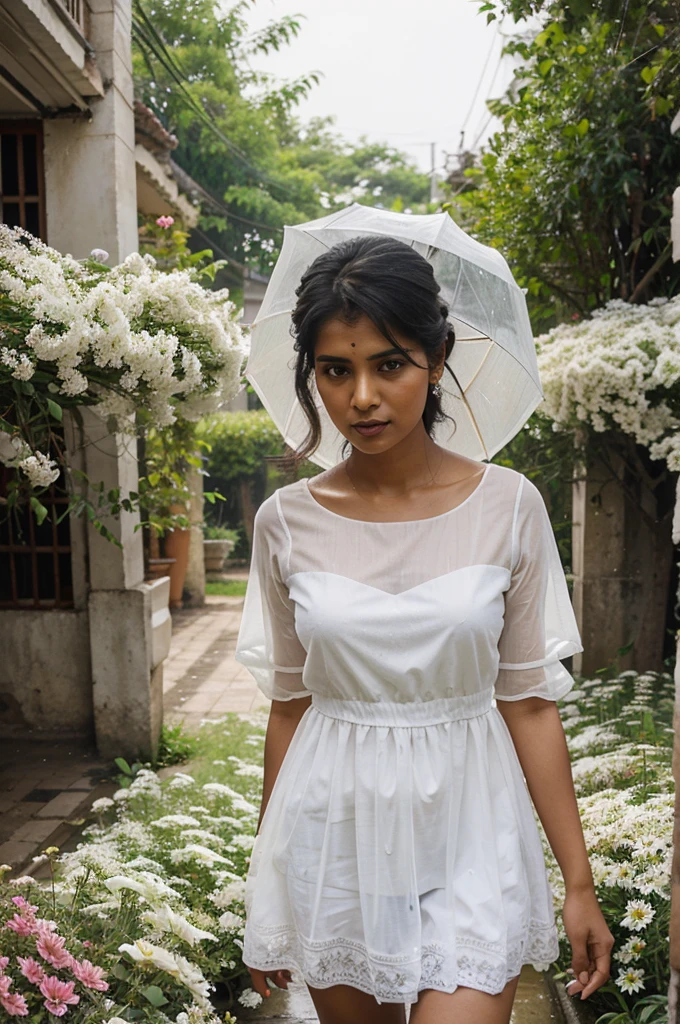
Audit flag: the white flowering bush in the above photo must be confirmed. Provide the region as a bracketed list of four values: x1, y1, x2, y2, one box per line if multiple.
[535, 296, 680, 470]
[0, 225, 247, 513]
[545, 670, 674, 1023]
[0, 714, 267, 1022]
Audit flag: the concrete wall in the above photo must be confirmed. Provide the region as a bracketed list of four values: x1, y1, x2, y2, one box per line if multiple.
[43, 0, 137, 261]
[0, 611, 92, 736]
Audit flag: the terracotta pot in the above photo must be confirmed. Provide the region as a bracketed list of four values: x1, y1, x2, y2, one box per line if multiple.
[164, 505, 190, 609]
[203, 538, 235, 573]
[145, 557, 176, 582]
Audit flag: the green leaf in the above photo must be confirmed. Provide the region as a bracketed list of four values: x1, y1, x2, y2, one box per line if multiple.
[539, 59, 554, 76]
[148, 472, 161, 486]
[142, 985, 169, 1007]
[0, 417, 14, 433]
[30, 496, 49, 525]
[47, 399, 63, 422]
[576, 118, 589, 135]
[640, 65, 657, 85]
[111, 962, 130, 981]
[114, 756, 132, 775]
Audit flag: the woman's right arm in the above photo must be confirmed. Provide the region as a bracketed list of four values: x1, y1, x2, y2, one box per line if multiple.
[257, 695, 312, 833]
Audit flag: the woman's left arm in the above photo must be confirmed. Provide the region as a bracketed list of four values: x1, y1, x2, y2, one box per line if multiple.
[497, 696, 615, 1001]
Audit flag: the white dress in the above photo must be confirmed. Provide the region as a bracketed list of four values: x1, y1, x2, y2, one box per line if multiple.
[234, 461, 583, 1005]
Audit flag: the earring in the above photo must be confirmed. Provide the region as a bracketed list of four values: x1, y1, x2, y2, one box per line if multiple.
[430, 381, 442, 398]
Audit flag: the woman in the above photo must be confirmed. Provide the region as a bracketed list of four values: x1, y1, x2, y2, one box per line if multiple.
[234, 234, 614, 1024]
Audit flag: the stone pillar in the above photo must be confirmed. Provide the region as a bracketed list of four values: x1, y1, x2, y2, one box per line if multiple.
[183, 461, 206, 608]
[43, 0, 137, 262]
[571, 436, 674, 676]
[77, 407, 170, 760]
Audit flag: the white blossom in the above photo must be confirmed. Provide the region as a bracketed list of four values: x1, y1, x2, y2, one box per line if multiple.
[238, 988, 263, 1009]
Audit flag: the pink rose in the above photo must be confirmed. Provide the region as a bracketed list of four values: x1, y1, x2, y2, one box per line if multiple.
[156, 215, 175, 228]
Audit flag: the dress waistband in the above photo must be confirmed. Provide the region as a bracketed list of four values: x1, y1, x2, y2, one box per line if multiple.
[310, 692, 493, 727]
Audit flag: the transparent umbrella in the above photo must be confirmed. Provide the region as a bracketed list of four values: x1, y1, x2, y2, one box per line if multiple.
[245, 203, 543, 469]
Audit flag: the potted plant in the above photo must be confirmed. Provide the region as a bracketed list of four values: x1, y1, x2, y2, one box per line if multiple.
[139, 422, 224, 608]
[203, 524, 238, 573]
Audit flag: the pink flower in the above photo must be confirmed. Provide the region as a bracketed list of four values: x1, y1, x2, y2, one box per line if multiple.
[17, 955, 45, 985]
[81, 941, 92, 949]
[11, 897, 36, 913]
[0, 975, 11, 997]
[1, 992, 29, 1016]
[156, 215, 175, 228]
[0, 956, 9, 972]
[5, 897, 39, 937]
[5, 915, 37, 937]
[71, 959, 108, 991]
[39, 976, 79, 1016]
[36, 926, 73, 970]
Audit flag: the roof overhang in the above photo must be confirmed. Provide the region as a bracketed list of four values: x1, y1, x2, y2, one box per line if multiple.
[0, 0, 102, 116]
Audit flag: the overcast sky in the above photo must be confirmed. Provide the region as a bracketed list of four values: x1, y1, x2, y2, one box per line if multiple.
[244, 0, 524, 175]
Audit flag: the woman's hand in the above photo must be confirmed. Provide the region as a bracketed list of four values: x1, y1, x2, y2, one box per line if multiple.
[562, 887, 614, 1000]
[248, 967, 293, 1000]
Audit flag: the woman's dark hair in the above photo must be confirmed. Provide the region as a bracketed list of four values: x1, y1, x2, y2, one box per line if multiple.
[289, 233, 459, 465]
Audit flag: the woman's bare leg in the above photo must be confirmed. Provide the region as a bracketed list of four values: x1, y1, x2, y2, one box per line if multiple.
[307, 984, 407, 1024]
[408, 974, 520, 1024]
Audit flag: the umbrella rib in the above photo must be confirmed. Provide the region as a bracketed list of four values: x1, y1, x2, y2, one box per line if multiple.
[457, 387, 490, 461]
[301, 229, 331, 250]
[460, 342, 493, 395]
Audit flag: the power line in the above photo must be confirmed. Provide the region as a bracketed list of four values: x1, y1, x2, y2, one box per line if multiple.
[458, 29, 499, 142]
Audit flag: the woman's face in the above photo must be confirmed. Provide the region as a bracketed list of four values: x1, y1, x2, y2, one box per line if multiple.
[313, 314, 443, 454]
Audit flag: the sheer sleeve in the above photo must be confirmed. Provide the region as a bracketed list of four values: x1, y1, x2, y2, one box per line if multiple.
[234, 493, 311, 701]
[494, 476, 584, 702]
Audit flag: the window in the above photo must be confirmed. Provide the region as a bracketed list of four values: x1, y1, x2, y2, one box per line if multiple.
[0, 437, 74, 610]
[0, 121, 46, 240]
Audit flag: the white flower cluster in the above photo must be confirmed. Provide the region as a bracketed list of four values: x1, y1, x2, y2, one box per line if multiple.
[0, 225, 248, 484]
[535, 296, 680, 469]
[543, 669, 673, 1000]
[48, 722, 267, 1018]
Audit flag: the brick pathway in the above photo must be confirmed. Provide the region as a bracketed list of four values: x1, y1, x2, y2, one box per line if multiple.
[164, 591, 269, 726]
[0, 738, 111, 871]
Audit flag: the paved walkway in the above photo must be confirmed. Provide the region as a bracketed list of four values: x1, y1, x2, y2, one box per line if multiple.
[163, 592, 269, 726]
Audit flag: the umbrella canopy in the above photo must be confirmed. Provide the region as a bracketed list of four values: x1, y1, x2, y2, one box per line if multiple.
[245, 203, 543, 469]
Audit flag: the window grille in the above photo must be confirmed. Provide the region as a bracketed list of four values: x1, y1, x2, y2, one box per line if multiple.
[0, 443, 74, 610]
[0, 122, 46, 241]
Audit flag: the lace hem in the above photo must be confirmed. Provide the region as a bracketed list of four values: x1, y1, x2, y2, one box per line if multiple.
[242, 921, 560, 1005]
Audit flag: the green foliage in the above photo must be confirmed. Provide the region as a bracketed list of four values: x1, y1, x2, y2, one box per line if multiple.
[202, 524, 239, 541]
[205, 579, 248, 597]
[452, 3, 680, 331]
[196, 410, 285, 484]
[138, 420, 225, 537]
[154, 722, 201, 768]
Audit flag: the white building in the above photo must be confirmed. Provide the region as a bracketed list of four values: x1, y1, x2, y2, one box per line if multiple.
[0, 0, 186, 758]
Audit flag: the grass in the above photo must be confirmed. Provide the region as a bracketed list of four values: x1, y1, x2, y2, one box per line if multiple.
[205, 579, 248, 597]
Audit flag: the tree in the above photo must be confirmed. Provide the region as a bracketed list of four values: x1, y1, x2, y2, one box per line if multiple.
[451, 1, 680, 332]
[132, 0, 432, 285]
